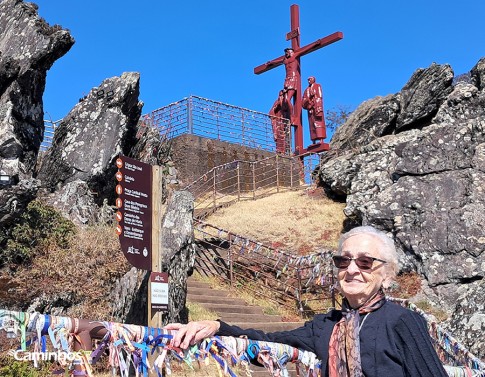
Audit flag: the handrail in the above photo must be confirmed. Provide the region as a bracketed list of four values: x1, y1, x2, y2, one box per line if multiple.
[193, 219, 336, 316]
[1, 309, 483, 377]
[183, 155, 304, 219]
[142, 95, 292, 155]
[388, 297, 485, 372]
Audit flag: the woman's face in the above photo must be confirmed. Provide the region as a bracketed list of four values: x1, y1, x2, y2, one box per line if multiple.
[337, 234, 388, 308]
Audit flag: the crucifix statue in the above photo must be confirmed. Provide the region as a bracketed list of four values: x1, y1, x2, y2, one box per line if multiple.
[254, 4, 343, 155]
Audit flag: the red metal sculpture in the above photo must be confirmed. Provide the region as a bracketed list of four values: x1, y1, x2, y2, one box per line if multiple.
[302, 76, 325, 143]
[269, 90, 291, 154]
[254, 4, 343, 155]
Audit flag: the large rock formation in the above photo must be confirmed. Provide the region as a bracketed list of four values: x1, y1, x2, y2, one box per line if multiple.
[0, 0, 73, 232]
[36, 72, 143, 206]
[0, 0, 74, 177]
[319, 58, 485, 357]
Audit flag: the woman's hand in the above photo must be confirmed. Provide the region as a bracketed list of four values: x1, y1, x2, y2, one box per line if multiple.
[164, 320, 220, 349]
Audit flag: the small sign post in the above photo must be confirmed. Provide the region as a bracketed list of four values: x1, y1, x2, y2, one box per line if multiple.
[115, 156, 166, 343]
[150, 272, 169, 313]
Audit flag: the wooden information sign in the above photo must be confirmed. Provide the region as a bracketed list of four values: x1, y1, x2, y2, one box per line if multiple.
[115, 155, 152, 271]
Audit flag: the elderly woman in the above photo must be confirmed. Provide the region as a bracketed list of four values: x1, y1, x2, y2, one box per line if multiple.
[166, 226, 448, 376]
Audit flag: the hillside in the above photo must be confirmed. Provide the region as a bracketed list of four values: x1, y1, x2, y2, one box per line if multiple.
[203, 188, 346, 253]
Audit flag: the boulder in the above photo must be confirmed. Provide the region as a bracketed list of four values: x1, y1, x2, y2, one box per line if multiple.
[470, 57, 485, 91]
[36, 72, 143, 205]
[0, 0, 73, 232]
[319, 59, 485, 357]
[39, 180, 102, 226]
[395, 63, 454, 131]
[329, 94, 400, 152]
[0, 0, 74, 176]
[0, 177, 39, 226]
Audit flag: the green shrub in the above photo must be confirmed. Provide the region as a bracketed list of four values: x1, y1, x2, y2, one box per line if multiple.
[0, 360, 51, 377]
[2, 200, 76, 265]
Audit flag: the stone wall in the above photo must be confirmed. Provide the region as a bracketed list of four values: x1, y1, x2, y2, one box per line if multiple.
[170, 134, 298, 187]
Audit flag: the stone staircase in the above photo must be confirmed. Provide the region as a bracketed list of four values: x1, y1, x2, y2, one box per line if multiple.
[187, 277, 305, 376]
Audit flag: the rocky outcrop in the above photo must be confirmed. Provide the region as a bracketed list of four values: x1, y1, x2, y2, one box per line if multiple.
[36, 72, 143, 206]
[109, 267, 147, 324]
[319, 60, 485, 357]
[159, 190, 195, 325]
[0, 177, 39, 227]
[0, 0, 74, 177]
[328, 63, 454, 152]
[0, 0, 73, 232]
[40, 180, 103, 225]
[395, 63, 453, 131]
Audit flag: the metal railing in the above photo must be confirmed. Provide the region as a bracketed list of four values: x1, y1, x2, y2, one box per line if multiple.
[41, 119, 61, 151]
[184, 155, 335, 317]
[141, 95, 292, 155]
[193, 220, 336, 317]
[184, 155, 303, 219]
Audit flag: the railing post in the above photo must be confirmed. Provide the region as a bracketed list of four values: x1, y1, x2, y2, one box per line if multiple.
[187, 96, 193, 134]
[241, 111, 245, 147]
[276, 155, 280, 193]
[213, 169, 216, 210]
[252, 162, 256, 200]
[290, 158, 294, 189]
[237, 162, 241, 201]
[331, 271, 336, 309]
[229, 247, 234, 287]
[296, 268, 304, 315]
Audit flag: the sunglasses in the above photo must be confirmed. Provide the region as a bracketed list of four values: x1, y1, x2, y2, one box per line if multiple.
[332, 255, 387, 270]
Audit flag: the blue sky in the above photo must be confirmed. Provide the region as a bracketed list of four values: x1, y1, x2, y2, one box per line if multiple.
[36, 0, 485, 144]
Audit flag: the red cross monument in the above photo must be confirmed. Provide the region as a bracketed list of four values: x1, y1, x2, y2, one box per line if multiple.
[254, 4, 343, 155]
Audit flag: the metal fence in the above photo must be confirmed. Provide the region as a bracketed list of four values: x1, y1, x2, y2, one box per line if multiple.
[42, 96, 323, 184]
[184, 155, 303, 219]
[41, 119, 61, 151]
[141, 95, 292, 155]
[194, 220, 336, 316]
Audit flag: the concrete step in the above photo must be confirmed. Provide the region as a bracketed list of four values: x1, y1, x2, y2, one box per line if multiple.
[218, 312, 282, 323]
[187, 279, 214, 289]
[187, 287, 231, 297]
[187, 293, 247, 305]
[200, 303, 264, 315]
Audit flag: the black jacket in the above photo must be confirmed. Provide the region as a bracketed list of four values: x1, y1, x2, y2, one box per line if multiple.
[217, 300, 448, 377]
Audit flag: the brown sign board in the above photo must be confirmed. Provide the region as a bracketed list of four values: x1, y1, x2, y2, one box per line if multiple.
[150, 272, 169, 313]
[115, 155, 152, 270]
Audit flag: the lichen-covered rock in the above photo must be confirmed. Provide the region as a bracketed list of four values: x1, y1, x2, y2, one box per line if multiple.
[0, 0, 74, 176]
[395, 63, 454, 131]
[0, 177, 39, 225]
[470, 57, 485, 91]
[36, 72, 143, 205]
[109, 267, 147, 324]
[329, 94, 400, 152]
[447, 281, 485, 358]
[160, 190, 195, 325]
[39, 180, 101, 225]
[319, 58, 485, 357]
[0, 0, 72, 233]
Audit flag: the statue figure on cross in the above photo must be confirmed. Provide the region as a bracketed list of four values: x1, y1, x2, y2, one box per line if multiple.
[269, 90, 291, 154]
[254, 4, 343, 154]
[302, 76, 326, 143]
[281, 47, 299, 125]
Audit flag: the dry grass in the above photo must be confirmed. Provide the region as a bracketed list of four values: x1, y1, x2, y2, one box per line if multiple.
[204, 187, 346, 253]
[3, 224, 131, 320]
[187, 301, 219, 321]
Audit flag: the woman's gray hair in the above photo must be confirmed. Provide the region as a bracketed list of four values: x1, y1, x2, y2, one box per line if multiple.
[338, 226, 399, 287]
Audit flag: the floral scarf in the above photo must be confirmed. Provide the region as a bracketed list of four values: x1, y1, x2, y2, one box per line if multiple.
[328, 290, 386, 377]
